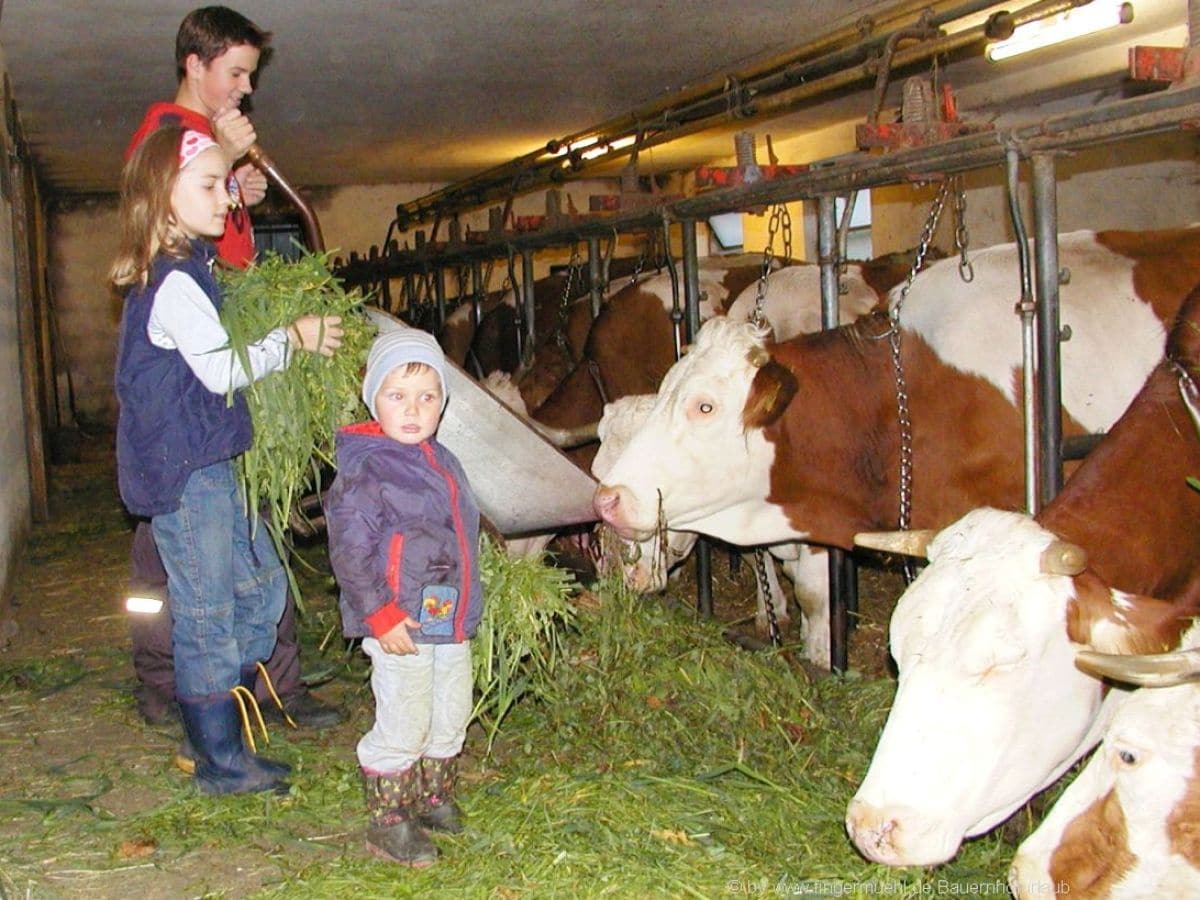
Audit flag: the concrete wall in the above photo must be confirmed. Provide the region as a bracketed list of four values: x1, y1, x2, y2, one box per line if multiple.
[0, 42, 33, 612]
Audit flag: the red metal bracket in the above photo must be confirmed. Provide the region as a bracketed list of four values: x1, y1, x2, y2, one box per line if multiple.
[1129, 46, 1188, 83]
[855, 120, 993, 151]
[692, 164, 809, 190]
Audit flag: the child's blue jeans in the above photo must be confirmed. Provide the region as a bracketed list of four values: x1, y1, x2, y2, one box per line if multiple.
[151, 459, 287, 699]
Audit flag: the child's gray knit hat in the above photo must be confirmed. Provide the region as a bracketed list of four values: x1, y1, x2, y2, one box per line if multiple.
[362, 327, 448, 418]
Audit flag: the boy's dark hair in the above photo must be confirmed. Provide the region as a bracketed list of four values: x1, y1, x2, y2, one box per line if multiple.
[175, 6, 272, 80]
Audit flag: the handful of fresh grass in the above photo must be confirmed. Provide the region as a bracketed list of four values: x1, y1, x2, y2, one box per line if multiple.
[218, 250, 376, 591]
[473, 534, 577, 752]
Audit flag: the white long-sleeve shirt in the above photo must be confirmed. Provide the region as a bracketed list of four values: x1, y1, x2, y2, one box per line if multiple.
[147, 269, 292, 393]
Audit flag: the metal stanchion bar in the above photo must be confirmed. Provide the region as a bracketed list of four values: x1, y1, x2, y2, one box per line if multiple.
[521, 250, 537, 352]
[818, 193, 851, 673]
[1031, 153, 1064, 507]
[433, 267, 446, 330]
[679, 218, 714, 618]
[587, 235, 603, 318]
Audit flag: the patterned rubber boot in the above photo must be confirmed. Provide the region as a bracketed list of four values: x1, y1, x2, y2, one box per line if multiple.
[362, 767, 438, 867]
[419, 755, 465, 833]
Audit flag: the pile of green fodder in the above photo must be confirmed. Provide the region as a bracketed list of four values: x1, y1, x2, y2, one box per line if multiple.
[472, 534, 578, 751]
[268, 579, 1014, 894]
[58, 573, 1019, 896]
[218, 250, 377, 590]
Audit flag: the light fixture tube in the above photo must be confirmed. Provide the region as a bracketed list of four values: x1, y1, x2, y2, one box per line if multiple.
[987, 1, 1134, 62]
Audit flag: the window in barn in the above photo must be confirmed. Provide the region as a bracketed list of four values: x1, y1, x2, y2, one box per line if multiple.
[707, 212, 743, 254]
[837, 193, 873, 260]
[253, 216, 307, 260]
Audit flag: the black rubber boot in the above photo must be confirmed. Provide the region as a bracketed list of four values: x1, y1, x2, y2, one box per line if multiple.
[419, 756, 465, 833]
[362, 768, 438, 867]
[178, 694, 289, 795]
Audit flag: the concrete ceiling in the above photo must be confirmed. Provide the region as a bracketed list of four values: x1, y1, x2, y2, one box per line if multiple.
[0, 0, 1189, 198]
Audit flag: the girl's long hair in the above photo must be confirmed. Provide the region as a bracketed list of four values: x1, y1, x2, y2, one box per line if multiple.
[110, 125, 192, 290]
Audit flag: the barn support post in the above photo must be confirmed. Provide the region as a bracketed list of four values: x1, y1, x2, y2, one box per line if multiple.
[587, 235, 603, 318]
[680, 217, 714, 618]
[818, 194, 854, 673]
[521, 249, 537, 353]
[1031, 153, 1064, 507]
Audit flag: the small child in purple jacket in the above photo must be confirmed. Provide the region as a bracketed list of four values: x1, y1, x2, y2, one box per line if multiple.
[325, 327, 482, 868]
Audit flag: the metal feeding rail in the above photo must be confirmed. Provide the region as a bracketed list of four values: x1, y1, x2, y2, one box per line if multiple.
[337, 72, 1200, 674]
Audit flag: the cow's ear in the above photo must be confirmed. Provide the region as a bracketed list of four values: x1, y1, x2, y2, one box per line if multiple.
[743, 359, 798, 430]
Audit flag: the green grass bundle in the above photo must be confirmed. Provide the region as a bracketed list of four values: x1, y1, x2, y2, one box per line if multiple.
[473, 534, 578, 752]
[218, 250, 377, 588]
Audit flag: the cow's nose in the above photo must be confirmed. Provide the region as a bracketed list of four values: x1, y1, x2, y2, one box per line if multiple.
[593, 486, 620, 521]
[846, 799, 903, 864]
[845, 799, 958, 867]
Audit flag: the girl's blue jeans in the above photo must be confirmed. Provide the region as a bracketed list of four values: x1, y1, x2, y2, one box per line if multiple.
[151, 459, 286, 699]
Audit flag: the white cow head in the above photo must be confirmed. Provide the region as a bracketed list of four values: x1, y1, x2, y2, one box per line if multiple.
[1010, 680, 1200, 898]
[593, 317, 798, 546]
[591, 394, 698, 591]
[846, 508, 1146, 867]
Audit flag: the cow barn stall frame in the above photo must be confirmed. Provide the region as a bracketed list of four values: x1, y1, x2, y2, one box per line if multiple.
[336, 16, 1200, 673]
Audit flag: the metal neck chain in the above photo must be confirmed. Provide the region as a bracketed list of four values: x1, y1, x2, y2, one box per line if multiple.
[953, 174, 974, 283]
[891, 181, 951, 581]
[752, 548, 782, 647]
[752, 203, 792, 329]
[556, 245, 582, 358]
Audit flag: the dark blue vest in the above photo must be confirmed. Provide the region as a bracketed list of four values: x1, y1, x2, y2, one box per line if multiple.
[115, 242, 252, 516]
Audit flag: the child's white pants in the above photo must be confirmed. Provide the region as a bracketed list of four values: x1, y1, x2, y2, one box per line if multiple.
[357, 638, 473, 774]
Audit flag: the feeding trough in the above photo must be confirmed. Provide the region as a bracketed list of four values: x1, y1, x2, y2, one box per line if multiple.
[365, 307, 599, 536]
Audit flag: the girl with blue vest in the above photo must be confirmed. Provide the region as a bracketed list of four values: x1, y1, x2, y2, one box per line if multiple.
[111, 125, 344, 795]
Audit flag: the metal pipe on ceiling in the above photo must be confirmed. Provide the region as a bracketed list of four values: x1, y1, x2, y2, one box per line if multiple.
[393, 0, 1015, 227]
[337, 78, 1200, 285]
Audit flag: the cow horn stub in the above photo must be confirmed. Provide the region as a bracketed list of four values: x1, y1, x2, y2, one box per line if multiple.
[1075, 647, 1200, 688]
[746, 346, 770, 368]
[1039, 540, 1088, 576]
[854, 529, 935, 558]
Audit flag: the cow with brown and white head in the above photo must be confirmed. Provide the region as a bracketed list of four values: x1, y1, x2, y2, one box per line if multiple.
[1009, 647, 1200, 898]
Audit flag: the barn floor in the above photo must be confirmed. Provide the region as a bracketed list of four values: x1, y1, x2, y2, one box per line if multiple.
[0, 434, 1027, 898]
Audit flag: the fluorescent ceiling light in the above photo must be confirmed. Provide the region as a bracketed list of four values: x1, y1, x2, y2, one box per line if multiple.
[987, 1, 1134, 62]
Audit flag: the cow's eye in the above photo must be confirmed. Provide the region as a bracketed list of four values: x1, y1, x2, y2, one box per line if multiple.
[685, 395, 718, 421]
[1118, 749, 1139, 766]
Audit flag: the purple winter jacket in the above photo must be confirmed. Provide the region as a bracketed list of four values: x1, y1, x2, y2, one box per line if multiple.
[325, 421, 483, 643]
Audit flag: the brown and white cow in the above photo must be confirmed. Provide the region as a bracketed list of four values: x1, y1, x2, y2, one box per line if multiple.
[1009, 661, 1200, 897]
[844, 285, 1200, 868]
[594, 226, 1200, 576]
[588, 257, 911, 656]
